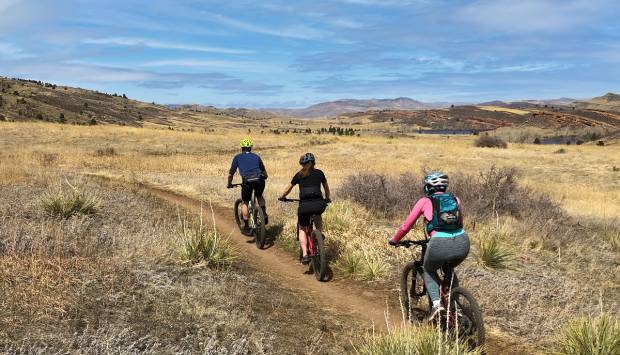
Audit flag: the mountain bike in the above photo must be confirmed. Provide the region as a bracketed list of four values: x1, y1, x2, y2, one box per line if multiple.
[396, 239, 485, 348]
[280, 198, 328, 281]
[230, 183, 266, 249]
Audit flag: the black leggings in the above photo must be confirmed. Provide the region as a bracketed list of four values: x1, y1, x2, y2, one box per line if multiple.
[297, 199, 327, 227]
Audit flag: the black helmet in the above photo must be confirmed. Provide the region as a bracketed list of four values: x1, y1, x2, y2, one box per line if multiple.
[299, 152, 315, 165]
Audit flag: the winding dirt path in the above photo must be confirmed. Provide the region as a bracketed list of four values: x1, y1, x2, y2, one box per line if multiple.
[103, 178, 534, 354]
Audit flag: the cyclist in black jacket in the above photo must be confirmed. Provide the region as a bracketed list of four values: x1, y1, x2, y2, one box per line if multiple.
[279, 153, 331, 264]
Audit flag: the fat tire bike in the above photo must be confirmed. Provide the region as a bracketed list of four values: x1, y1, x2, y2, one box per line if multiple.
[280, 198, 329, 281]
[395, 238, 485, 348]
[231, 183, 266, 249]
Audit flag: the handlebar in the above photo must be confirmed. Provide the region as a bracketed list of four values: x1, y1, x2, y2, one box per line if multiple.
[395, 239, 428, 248]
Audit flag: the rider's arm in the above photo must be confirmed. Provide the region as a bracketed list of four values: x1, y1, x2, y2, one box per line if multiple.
[228, 156, 238, 186]
[279, 184, 294, 199]
[390, 198, 428, 243]
[322, 180, 331, 200]
[259, 158, 268, 178]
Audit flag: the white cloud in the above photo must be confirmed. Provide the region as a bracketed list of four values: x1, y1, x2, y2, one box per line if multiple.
[459, 0, 608, 32]
[82, 37, 253, 55]
[206, 13, 328, 40]
[0, 42, 32, 59]
[140, 59, 278, 72]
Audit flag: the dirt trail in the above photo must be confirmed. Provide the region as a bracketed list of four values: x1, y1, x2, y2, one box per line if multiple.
[139, 183, 533, 354]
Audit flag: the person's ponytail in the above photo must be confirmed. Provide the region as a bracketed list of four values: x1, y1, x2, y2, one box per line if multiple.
[299, 161, 315, 178]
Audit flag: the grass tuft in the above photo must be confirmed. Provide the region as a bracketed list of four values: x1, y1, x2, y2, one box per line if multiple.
[41, 187, 100, 219]
[477, 236, 515, 270]
[556, 315, 620, 355]
[336, 251, 389, 281]
[355, 323, 482, 355]
[179, 218, 236, 267]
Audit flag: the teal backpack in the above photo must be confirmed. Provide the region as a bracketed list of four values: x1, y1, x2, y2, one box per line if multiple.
[426, 193, 463, 234]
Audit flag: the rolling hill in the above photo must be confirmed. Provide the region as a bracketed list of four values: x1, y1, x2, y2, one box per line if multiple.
[0, 77, 182, 126]
[264, 97, 449, 118]
[575, 92, 620, 112]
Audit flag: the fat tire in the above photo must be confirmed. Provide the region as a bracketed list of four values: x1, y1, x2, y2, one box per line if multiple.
[400, 262, 418, 320]
[451, 286, 485, 348]
[234, 199, 244, 233]
[253, 204, 266, 249]
[312, 230, 327, 281]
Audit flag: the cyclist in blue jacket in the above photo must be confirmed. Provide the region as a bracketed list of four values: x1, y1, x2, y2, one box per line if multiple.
[227, 138, 268, 234]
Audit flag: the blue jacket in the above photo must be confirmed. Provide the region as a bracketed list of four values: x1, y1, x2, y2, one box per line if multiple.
[229, 152, 265, 178]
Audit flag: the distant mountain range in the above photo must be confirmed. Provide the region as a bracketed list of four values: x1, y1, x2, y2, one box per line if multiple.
[263, 97, 453, 118]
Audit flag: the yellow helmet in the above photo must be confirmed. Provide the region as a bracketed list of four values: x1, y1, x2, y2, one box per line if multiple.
[240, 138, 253, 148]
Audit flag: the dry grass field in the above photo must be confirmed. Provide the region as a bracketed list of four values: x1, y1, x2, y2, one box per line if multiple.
[1, 120, 619, 352]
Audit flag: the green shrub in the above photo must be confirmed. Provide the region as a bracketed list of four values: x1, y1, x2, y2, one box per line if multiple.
[355, 323, 481, 355]
[556, 315, 620, 355]
[41, 188, 100, 219]
[179, 219, 235, 267]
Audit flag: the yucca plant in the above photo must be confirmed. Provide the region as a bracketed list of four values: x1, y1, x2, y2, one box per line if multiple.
[355, 323, 482, 355]
[41, 188, 100, 219]
[358, 256, 389, 281]
[477, 236, 515, 270]
[336, 251, 362, 276]
[179, 216, 236, 267]
[556, 315, 620, 355]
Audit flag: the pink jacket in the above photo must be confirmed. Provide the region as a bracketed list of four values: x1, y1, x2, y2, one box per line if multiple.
[391, 193, 461, 242]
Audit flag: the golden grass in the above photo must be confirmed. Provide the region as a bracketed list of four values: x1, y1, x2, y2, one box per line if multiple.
[1, 120, 618, 348]
[477, 105, 530, 115]
[1, 121, 618, 221]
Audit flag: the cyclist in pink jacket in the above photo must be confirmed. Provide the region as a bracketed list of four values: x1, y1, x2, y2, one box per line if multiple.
[389, 172, 470, 319]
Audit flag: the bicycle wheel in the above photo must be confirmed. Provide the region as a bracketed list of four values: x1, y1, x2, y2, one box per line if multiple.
[253, 203, 266, 249]
[400, 261, 426, 321]
[234, 199, 244, 233]
[450, 287, 485, 348]
[311, 230, 327, 281]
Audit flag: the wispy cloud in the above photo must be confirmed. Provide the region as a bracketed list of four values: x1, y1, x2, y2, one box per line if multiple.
[205, 13, 328, 40]
[0, 42, 32, 59]
[5, 61, 282, 94]
[140, 59, 278, 72]
[335, 0, 426, 6]
[458, 0, 609, 32]
[83, 37, 253, 54]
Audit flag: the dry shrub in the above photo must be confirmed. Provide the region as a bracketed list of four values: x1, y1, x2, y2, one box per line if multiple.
[474, 135, 507, 148]
[337, 172, 417, 219]
[95, 146, 117, 157]
[338, 167, 563, 223]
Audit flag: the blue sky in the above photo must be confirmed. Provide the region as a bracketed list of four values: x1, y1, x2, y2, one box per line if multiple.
[1, 0, 619, 107]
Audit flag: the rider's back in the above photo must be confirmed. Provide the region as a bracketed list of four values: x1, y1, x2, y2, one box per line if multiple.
[230, 151, 263, 178]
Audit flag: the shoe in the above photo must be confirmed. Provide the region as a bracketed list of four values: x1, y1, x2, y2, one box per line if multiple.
[263, 214, 269, 225]
[301, 255, 310, 265]
[241, 226, 252, 235]
[427, 304, 446, 321]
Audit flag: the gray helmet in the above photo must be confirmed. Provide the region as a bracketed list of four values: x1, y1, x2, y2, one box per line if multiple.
[424, 172, 449, 195]
[299, 152, 315, 165]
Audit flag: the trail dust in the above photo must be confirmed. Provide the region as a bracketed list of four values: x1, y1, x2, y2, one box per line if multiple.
[92, 175, 536, 354]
